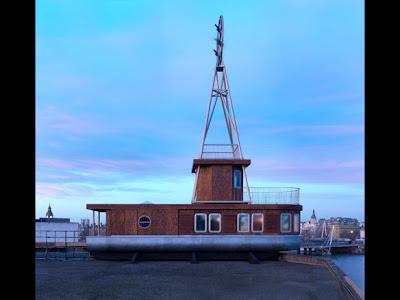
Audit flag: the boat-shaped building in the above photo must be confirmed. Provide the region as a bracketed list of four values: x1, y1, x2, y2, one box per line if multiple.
[87, 16, 302, 260]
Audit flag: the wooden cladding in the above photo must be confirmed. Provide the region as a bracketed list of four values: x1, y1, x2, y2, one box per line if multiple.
[193, 159, 250, 202]
[99, 204, 301, 236]
[195, 165, 233, 201]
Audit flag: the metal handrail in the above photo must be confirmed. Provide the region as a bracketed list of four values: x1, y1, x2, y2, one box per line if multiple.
[244, 187, 300, 204]
[192, 187, 300, 204]
[36, 230, 83, 241]
[201, 143, 240, 159]
[35, 230, 90, 260]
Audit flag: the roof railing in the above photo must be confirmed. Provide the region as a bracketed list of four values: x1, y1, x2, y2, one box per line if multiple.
[192, 187, 300, 204]
[201, 143, 241, 159]
[244, 187, 300, 205]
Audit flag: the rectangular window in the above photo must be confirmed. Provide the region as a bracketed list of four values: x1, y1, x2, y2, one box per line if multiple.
[233, 168, 242, 188]
[293, 213, 300, 233]
[252, 213, 264, 232]
[194, 213, 207, 233]
[209, 213, 221, 233]
[237, 213, 250, 232]
[281, 213, 291, 233]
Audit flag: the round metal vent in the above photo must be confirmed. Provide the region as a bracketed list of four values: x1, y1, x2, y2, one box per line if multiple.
[138, 216, 151, 228]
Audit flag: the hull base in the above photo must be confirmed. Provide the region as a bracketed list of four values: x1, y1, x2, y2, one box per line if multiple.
[87, 235, 302, 261]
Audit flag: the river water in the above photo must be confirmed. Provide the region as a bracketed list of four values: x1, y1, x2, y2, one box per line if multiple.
[331, 254, 364, 292]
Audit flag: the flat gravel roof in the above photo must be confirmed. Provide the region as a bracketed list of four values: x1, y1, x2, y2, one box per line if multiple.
[36, 260, 345, 299]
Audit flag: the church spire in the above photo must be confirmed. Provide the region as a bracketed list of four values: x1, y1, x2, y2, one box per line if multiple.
[311, 209, 316, 220]
[46, 204, 54, 218]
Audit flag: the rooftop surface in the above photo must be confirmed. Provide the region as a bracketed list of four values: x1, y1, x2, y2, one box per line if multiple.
[36, 260, 345, 299]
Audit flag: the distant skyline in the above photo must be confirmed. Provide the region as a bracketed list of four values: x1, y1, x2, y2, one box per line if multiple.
[36, 0, 364, 222]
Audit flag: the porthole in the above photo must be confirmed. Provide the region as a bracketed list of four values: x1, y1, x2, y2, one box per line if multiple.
[138, 216, 151, 228]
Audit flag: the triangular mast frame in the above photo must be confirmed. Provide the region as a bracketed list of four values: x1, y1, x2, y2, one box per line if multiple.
[192, 16, 251, 203]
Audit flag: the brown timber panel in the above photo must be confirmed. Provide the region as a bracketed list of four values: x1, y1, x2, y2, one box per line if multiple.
[212, 165, 232, 201]
[106, 210, 111, 236]
[222, 211, 237, 233]
[177, 209, 298, 235]
[264, 210, 280, 234]
[163, 209, 178, 235]
[150, 209, 163, 234]
[151, 209, 179, 235]
[124, 209, 137, 234]
[105, 205, 301, 235]
[110, 209, 125, 235]
[178, 210, 194, 234]
[196, 166, 212, 201]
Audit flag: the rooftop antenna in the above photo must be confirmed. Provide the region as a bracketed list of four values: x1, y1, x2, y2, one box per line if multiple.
[192, 16, 251, 202]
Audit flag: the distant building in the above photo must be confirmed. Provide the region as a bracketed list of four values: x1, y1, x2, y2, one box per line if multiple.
[301, 210, 361, 241]
[35, 204, 79, 243]
[359, 222, 365, 239]
[319, 217, 359, 226]
[318, 216, 360, 240]
[301, 209, 318, 239]
[326, 223, 360, 240]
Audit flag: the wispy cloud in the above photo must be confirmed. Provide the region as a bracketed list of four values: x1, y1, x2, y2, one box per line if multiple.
[37, 157, 187, 176]
[248, 158, 364, 184]
[37, 106, 113, 136]
[255, 124, 364, 136]
[313, 92, 364, 103]
[251, 158, 364, 171]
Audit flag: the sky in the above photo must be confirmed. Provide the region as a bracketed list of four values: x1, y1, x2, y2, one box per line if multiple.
[36, 0, 364, 223]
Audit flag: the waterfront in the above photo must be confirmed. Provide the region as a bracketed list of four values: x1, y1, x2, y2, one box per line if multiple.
[331, 254, 364, 292]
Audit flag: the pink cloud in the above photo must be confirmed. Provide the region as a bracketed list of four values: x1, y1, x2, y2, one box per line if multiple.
[37, 158, 148, 173]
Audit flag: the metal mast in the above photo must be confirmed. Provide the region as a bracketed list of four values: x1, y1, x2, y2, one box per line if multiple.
[192, 16, 251, 202]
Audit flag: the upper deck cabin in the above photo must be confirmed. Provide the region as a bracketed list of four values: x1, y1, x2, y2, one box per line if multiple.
[86, 186, 301, 237]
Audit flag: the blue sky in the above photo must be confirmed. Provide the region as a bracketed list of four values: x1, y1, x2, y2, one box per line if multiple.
[36, 0, 364, 223]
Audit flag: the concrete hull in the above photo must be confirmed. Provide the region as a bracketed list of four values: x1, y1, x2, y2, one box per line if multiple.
[87, 235, 302, 260]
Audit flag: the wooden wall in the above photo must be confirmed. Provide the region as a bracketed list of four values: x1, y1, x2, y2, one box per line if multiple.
[196, 165, 234, 201]
[178, 208, 298, 235]
[103, 205, 301, 236]
[195, 166, 213, 201]
[212, 165, 233, 200]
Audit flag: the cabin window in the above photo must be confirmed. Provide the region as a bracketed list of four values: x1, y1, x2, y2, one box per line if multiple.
[293, 213, 300, 233]
[252, 213, 263, 232]
[280, 213, 291, 233]
[237, 213, 250, 232]
[233, 168, 242, 188]
[138, 216, 151, 229]
[194, 213, 207, 232]
[209, 213, 221, 233]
